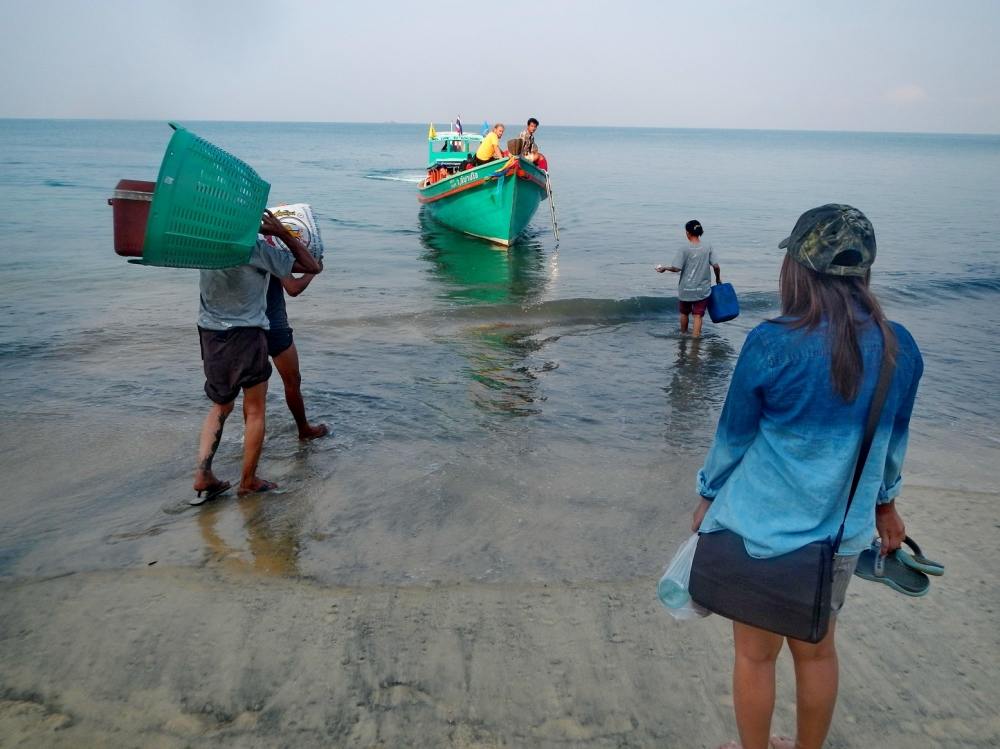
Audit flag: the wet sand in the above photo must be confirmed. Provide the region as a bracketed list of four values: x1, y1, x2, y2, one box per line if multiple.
[1, 485, 998, 748]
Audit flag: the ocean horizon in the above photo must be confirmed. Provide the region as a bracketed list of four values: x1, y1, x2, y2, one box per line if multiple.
[3, 116, 999, 138]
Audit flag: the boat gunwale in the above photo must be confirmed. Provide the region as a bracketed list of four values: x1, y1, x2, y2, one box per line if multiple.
[417, 157, 546, 204]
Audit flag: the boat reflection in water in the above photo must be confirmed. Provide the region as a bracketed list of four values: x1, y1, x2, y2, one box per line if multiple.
[419, 212, 559, 417]
[419, 209, 553, 306]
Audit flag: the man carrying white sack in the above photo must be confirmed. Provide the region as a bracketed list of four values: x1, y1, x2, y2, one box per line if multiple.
[191, 210, 322, 505]
[260, 204, 328, 441]
[264, 265, 328, 441]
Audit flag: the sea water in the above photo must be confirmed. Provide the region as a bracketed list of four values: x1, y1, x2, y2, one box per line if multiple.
[1, 120, 997, 583]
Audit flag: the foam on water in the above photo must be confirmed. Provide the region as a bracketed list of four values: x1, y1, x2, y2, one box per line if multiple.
[364, 172, 425, 183]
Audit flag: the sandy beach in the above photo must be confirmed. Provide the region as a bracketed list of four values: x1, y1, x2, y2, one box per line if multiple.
[2, 483, 997, 748]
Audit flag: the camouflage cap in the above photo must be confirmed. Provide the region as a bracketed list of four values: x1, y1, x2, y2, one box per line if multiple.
[778, 204, 876, 277]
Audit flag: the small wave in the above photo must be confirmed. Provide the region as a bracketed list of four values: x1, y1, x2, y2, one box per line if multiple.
[298, 159, 343, 171]
[879, 274, 1000, 303]
[326, 216, 397, 231]
[0, 292, 780, 366]
[423, 295, 677, 328]
[738, 291, 780, 311]
[44, 179, 77, 188]
[311, 292, 778, 330]
[324, 215, 419, 235]
[0, 323, 190, 363]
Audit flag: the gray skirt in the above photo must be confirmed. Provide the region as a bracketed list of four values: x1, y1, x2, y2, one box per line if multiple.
[831, 553, 860, 614]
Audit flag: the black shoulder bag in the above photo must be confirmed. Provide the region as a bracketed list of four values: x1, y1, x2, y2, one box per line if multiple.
[688, 339, 895, 643]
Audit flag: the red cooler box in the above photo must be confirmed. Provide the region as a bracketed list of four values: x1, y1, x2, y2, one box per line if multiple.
[108, 179, 155, 257]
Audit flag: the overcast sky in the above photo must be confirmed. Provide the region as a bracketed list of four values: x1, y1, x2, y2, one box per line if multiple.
[1, 0, 997, 133]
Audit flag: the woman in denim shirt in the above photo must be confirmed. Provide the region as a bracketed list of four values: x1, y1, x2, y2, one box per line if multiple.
[692, 205, 923, 749]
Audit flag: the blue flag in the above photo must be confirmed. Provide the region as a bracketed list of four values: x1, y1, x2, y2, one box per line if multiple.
[454, 116, 462, 135]
[481, 121, 489, 136]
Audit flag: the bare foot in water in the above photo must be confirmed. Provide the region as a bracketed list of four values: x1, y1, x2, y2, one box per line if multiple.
[238, 478, 278, 497]
[298, 423, 329, 441]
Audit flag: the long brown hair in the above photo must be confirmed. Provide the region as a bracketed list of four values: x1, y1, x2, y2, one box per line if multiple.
[778, 254, 896, 402]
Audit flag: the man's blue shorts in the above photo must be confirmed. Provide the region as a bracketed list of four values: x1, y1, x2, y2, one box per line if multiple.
[266, 326, 294, 358]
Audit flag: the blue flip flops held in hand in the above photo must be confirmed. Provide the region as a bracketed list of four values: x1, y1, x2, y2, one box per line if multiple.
[895, 535, 945, 576]
[854, 535, 944, 597]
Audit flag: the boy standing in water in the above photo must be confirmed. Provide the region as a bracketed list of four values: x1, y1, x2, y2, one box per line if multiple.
[657, 219, 722, 338]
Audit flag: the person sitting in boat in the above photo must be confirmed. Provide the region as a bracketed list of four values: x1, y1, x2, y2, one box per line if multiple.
[518, 117, 548, 171]
[474, 123, 505, 165]
[424, 164, 448, 186]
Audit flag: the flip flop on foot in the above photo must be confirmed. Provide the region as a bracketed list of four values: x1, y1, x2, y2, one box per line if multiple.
[238, 479, 278, 497]
[854, 541, 930, 597]
[190, 480, 232, 506]
[896, 535, 944, 576]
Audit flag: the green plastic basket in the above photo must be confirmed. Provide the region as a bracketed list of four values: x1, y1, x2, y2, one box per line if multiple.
[137, 122, 270, 269]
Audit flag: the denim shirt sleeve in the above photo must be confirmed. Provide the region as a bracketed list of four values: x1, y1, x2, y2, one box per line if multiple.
[696, 328, 771, 498]
[878, 344, 924, 503]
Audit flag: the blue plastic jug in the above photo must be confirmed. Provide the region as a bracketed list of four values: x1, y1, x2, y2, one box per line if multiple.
[707, 282, 739, 323]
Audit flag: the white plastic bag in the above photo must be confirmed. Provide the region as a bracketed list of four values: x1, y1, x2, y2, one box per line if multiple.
[657, 534, 710, 621]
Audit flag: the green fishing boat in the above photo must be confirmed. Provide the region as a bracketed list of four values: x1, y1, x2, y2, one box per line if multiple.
[417, 130, 549, 246]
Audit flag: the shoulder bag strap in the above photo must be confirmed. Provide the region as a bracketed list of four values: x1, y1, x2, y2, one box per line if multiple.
[833, 328, 897, 551]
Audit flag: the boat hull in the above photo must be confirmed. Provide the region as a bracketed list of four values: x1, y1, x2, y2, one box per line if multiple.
[417, 157, 547, 246]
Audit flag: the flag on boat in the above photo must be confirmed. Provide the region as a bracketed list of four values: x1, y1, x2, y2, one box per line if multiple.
[428, 123, 436, 139]
[481, 121, 489, 136]
[454, 116, 462, 135]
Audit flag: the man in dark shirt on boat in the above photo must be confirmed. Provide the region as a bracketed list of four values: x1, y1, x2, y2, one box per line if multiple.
[517, 117, 548, 170]
[192, 211, 322, 504]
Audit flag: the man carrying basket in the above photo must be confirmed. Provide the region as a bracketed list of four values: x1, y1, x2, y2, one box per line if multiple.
[191, 211, 322, 503]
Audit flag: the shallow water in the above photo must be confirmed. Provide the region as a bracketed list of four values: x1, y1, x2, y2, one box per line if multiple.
[1, 120, 998, 583]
